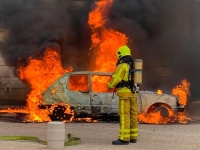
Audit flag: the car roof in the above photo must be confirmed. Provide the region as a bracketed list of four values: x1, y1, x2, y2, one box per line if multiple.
[65, 71, 113, 76]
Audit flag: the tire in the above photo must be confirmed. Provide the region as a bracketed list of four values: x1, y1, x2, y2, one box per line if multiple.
[49, 105, 72, 121]
[154, 106, 169, 118]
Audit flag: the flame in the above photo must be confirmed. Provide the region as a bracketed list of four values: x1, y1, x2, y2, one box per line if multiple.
[74, 118, 99, 123]
[49, 103, 74, 122]
[140, 113, 166, 124]
[172, 79, 191, 124]
[0, 0, 122, 122]
[0, 48, 73, 122]
[92, 75, 113, 92]
[88, 0, 127, 92]
[157, 89, 163, 95]
[65, 0, 121, 93]
[51, 89, 57, 94]
[88, 0, 192, 124]
[88, 0, 128, 72]
[69, 75, 89, 92]
[20, 48, 73, 122]
[0, 0, 193, 125]
[138, 109, 174, 125]
[172, 79, 190, 106]
[138, 80, 191, 124]
[177, 112, 192, 124]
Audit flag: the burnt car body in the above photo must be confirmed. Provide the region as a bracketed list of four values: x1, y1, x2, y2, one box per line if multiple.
[40, 71, 184, 120]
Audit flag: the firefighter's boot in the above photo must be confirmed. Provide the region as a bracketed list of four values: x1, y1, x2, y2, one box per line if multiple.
[130, 139, 137, 143]
[112, 139, 129, 145]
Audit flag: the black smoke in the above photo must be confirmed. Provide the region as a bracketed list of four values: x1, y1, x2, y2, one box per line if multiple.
[105, 0, 200, 120]
[106, 0, 161, 89]
[0, 0, 158, 71]
[0, 0, 160, 75]
[0, 0, 93, 69]
[106, 0, 200, 101]
[0, 0, 161, 88]
[107, 0, 158, 38]
[1, 0, 200, 101]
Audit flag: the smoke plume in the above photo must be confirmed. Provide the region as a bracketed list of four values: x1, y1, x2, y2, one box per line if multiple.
[107, 0, 200, 101]
[106, 0, 161, 89]
[0, 0, 93, 69]
[1, 0, 199, 101]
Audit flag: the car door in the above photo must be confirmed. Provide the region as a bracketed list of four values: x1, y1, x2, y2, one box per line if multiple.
[90, 74, 118, 116]
[66, 73, 92, 115]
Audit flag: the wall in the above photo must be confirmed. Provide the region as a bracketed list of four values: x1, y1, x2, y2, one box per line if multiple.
[0, 29, 30, 108]
[141, 0, 191, 93]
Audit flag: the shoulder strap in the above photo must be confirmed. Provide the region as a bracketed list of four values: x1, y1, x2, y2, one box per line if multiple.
[128, 62, 137, 93]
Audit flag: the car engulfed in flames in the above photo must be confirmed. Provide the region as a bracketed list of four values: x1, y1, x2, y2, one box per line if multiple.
[0, 0, 192, 124]
[39, 71, 185, 122]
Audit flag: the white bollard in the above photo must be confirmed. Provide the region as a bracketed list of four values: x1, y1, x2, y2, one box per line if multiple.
[47, 121, 65, 149]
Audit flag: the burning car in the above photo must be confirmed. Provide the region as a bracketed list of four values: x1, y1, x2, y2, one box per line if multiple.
[39, 71, 185, 121]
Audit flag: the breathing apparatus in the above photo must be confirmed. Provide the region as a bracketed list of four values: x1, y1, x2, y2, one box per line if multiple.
[116, 45, 143, 93]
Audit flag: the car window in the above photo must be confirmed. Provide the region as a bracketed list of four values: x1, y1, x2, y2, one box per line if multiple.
[68, 75, 89, 92]
[91, 75, 114, 92]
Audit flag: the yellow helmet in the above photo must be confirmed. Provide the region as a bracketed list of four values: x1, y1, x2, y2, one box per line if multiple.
[116, 45, 131, 59]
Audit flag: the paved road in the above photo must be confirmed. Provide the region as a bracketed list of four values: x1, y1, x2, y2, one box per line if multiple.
[0, 120, 200, 150]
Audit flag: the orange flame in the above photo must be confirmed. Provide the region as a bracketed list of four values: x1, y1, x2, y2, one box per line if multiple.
[19, 48, 73, 121]
[0, 0, 193, 125]
[157, 89, 163, 95]
[172, 79, 191, 124]
[0, 48, 73, 122]
[69, 75, 89, 92]
[74, 118, 99, 123]
[172, 79, 190, 106]
[88, 0, 128, 92]
[88, 0, 128, 72]
[138, 80, 191, 124]
[138, 109, 174, 124]
[177, 112, 192, 124]
[92, 75, 113, 92]
[0, 0, 122, 122]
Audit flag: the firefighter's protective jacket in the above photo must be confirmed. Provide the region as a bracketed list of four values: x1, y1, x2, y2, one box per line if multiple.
[107, 63, 133, 96]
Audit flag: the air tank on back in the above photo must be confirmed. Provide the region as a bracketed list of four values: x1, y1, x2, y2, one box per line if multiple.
[134, 59, 143, 86]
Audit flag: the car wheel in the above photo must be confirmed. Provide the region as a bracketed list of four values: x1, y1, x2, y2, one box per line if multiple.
[154, 106, 169, 118]
[49, 105, 72, 121]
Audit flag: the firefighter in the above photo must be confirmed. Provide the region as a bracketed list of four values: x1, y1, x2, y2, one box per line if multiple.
[107, 45, 138, 145]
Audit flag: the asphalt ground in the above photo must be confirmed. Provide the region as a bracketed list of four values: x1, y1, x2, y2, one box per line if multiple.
[0, 118, 200, 150]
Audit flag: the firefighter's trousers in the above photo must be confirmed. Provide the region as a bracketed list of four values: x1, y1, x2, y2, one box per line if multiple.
[118, 95, 138, 141]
